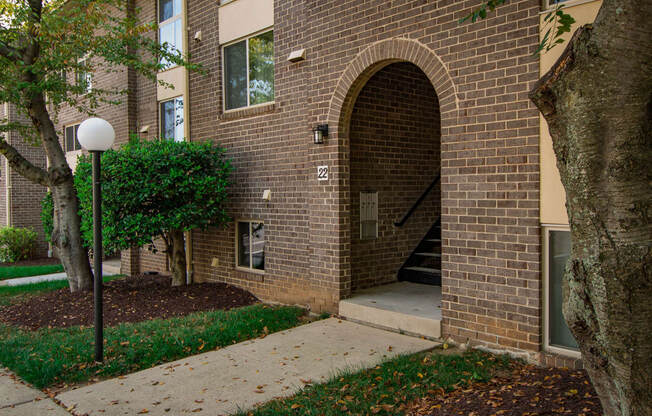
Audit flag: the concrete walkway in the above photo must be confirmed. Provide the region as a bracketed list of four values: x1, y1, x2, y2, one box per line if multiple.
[0, 259, 121, 287]
[57, 318, 438, 415]
[0, 368, 69, 415]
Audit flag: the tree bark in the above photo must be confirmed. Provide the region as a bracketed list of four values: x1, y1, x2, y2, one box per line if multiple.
[530, 1, 652, 414]
[167, 229, 187, 286]
[26, 93, 93, 292]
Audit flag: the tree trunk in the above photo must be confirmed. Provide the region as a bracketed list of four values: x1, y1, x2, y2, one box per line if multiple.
[530, 1, 652, 415]
[26, 90, 94, 292]
[50, 179, 93, 292]
[167, 229, 187, 286]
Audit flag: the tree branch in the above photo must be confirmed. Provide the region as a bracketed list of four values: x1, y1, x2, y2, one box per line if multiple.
[0, 42, 23, 62]
[0, 138, 49, 186]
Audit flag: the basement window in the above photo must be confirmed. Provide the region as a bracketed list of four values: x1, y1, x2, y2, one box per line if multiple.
[237, 221, 265, 272]
[64, 124, 81, 152]
[543, 227, 580, 356]
[223, 29, 274, 111]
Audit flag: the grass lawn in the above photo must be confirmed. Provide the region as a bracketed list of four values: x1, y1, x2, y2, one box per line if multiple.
[239, 349, 512, 416]
[0, 278, 305, 388]
[0, 263, 64, 281]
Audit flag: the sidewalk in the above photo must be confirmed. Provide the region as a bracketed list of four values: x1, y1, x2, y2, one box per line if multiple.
[0, 260, 121, 287]
[57, 318, 438, 415]
[0, 368, 69, 415]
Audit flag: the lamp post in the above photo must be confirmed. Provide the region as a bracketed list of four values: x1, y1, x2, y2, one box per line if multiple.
[77, 118, 115, 363]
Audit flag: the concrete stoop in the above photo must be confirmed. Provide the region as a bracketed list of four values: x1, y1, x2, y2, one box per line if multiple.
[339, 282, 442, 339]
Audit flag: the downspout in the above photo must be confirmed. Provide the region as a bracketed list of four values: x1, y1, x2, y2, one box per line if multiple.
[4, 103, 12, 227]
[183, 0, 193, 285]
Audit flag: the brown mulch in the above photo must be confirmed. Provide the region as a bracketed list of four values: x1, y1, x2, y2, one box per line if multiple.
[408, 363, 603, 416]
[0, 275, 259, 330]
[0, 257, 61, 267]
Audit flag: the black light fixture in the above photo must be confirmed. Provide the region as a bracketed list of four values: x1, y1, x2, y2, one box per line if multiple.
[312, 124, 328, 144]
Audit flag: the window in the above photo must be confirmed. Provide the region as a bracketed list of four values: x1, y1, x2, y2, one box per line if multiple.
[544, 228, 579, 353]
[159, 0, 183, 69]
[223, 30, 274, 111]
[237, 221, 265, 271]
[545, 0, 570, 9]
[65, 124, 81, 152]
[160, 97, 184, 141]
[76, 57, 92, 93]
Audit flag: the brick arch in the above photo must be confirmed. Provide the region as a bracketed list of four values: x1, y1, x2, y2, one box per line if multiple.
[327, 38, 459, 134]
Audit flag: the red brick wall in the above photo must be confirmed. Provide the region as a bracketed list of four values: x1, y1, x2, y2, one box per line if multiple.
[66, 0, 546, 355]
[317, 0, 542, 353]
[350, 62, 441, 290]
[0, 104, 48, 257]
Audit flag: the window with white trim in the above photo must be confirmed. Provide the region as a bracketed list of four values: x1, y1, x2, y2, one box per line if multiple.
[223, 30, 274, 111]
[76, 57, 92, 93]
[159, 0, 183, 69]
[237, 221, 265, 271]
[544, 228, 579, 353]
[64, 124, 81, 152]
[160, 97, 184, 141]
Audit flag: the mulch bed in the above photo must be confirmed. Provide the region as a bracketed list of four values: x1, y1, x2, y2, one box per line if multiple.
[408, 363, 603, 416]
[0, 275, 259, 330]
[0, 257, 61, 267]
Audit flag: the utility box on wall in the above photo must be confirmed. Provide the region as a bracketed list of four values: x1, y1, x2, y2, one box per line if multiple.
[360, 191, 378, 240]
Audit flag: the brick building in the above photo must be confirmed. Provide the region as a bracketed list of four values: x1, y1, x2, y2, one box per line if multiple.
[51, 0, 604, 366]
[0, 103, 49, 258]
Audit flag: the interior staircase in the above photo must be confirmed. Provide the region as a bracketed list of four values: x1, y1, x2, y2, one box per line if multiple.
[397, 217, 441, 286]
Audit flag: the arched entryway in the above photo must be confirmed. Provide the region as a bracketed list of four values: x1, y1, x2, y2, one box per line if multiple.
[327, 38, 459, 339]
[349, 62, 441, 291]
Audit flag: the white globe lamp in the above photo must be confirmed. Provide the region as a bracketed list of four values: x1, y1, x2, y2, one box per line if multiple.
[78, 118, 115, 151]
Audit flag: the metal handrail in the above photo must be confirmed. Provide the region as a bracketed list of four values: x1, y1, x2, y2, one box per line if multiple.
[394, 173, 441, 227]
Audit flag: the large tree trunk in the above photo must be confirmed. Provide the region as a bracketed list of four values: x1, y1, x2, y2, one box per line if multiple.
[167, 229, 187, 286]
[50, 180, 93, 292]
[530, 1, 652, 415]
[26, 91, 93, 292]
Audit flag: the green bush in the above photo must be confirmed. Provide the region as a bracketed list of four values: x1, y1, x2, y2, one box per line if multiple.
[0, 227, 37, 263]
[40, 192, 54, 245]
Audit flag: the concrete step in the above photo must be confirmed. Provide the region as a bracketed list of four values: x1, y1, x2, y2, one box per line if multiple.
[403, 266, 441, 274]
[339, 282, 442, 339]
[425, 238, 441, 243]
[414, 252, 441, 258]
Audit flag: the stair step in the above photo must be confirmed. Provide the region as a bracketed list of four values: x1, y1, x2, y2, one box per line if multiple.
[404, 266, 441, 274]
[425, 238, 441, 243]
[415, 252, 441, 258]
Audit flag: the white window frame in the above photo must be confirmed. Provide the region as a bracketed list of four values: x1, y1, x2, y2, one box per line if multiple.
[542, 225, 581, 358]
[64, 123, 82, 152]
[235, 219, 265, 274]
[158, 0, 184, 70]
[221, 27, 274, 112]
[76, 56, 92, 93]
[159, 96, 185, 142]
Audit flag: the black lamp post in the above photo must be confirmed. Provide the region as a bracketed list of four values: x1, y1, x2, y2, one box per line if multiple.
[77, 118, 115, 363]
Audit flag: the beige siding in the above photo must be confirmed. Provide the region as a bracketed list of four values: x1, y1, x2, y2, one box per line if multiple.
[539, 0, 602, 225]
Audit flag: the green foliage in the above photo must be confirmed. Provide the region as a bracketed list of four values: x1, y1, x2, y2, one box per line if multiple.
[459, 1, 575, 55]
[0, 227, 37, 263]
[240, 350, 513, 415]
[73, 138, 233, 254]
[0, 0, 201, 139]
[0, 264, 64, 281]
[40, 192, 54, 245]
[0, 303, 304, 388]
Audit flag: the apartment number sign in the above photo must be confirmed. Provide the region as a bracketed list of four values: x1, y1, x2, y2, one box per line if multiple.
[317, 165, 329, 181]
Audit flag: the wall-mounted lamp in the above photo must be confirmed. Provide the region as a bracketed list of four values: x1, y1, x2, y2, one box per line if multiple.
[312, 124, 328, 144]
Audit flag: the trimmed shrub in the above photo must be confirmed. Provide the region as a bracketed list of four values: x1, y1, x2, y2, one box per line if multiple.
[0, 227, 37, 262]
